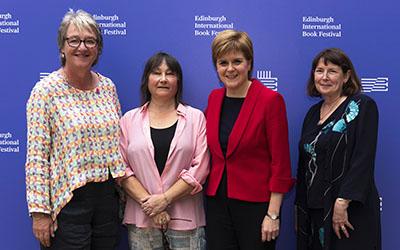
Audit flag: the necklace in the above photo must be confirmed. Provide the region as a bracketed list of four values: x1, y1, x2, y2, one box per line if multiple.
[318, 96, 345, 125]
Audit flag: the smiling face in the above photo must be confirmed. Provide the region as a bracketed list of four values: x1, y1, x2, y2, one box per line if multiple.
[314, 59, 350, 99]
[216, 50, 251, 96]
[148, 60, 178, 102]
[61, 24, 98, 70]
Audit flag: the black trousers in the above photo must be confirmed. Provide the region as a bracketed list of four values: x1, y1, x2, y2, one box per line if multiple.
[309, 209, 324, 250]
[41, 178, 120, 250]
[206, 195, 276, 250]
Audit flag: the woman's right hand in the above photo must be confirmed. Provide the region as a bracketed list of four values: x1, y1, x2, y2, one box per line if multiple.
[32, 213, 57, 247]
[152, 211, 170, 226]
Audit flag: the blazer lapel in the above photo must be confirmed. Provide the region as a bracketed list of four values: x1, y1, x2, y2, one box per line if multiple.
[141, 104, 162, 179]
[226, 81, 262, 158]
[167, 104, 186, 159]
[141, 107, 155, 159]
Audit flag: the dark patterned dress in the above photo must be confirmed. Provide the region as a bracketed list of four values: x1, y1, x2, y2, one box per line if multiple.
[295, 94, 381, 250]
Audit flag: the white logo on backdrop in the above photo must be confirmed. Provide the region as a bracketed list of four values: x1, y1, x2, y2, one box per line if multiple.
[93, 14, 127, 36]
[257, 70, 278, 91]
[301, 16, 342, 38]
[361, 77, 389, 93]
[0, 132, 19, 153]
[0, 12, 20, 34]
[40, 72, 50, 80]
[193, 15, 234, 37]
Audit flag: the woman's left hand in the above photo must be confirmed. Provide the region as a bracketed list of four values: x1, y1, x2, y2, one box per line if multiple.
[141, 194, 169, 217]
[261, 215, 280, 242]
[152, 211, 171, 226]
[332, 199, 354, 239]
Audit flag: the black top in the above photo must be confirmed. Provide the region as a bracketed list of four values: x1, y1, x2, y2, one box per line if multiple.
[217, 96, 244, 196]
[151, 122, 177, 176]
[299, 99, 349, 208]
[219, 96, 245, 156]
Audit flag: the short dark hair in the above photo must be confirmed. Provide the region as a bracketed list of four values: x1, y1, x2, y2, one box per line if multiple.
[140, 52, 183, 107]
[307, 48, 362, 97]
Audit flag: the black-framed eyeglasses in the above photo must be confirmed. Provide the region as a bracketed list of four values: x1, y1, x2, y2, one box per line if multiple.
[161, 218, 192, 250]
[65, 36, 98, 48]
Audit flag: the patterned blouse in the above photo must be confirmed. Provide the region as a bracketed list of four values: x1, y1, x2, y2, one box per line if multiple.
[25, 70, 126, 220]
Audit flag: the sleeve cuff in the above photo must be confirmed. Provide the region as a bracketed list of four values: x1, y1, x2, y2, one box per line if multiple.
[179, 170, 203, 194]
[115, 167, 134, 186]
[28, 208, 51, 217]
[269, 177, 296, 193]
[338, 191, 366, 205]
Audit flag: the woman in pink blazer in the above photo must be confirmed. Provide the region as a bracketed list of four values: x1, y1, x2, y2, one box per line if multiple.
[119, 52, 209, 249]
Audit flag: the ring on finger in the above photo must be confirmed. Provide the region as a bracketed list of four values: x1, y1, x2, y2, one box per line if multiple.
[341, 225, 346, 230]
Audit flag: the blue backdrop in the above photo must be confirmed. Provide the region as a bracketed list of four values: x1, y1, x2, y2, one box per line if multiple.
[1, 0, 398, 249]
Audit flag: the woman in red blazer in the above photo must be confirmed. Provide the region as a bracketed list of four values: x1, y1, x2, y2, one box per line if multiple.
[205, 30, 295, 250]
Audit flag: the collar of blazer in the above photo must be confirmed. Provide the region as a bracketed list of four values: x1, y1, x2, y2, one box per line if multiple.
[207, 79, 263, 159]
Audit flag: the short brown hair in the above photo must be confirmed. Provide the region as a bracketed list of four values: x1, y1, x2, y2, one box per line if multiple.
[307, 48, 361, 97]
[211, 29, 254, 79]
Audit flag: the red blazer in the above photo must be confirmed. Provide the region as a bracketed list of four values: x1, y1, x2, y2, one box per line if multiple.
[205, 79, 294, 202]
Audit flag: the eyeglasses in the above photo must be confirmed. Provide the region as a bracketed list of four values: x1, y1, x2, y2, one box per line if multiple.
[65, 36, 98, 49]
[161, 218, 192, 250]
